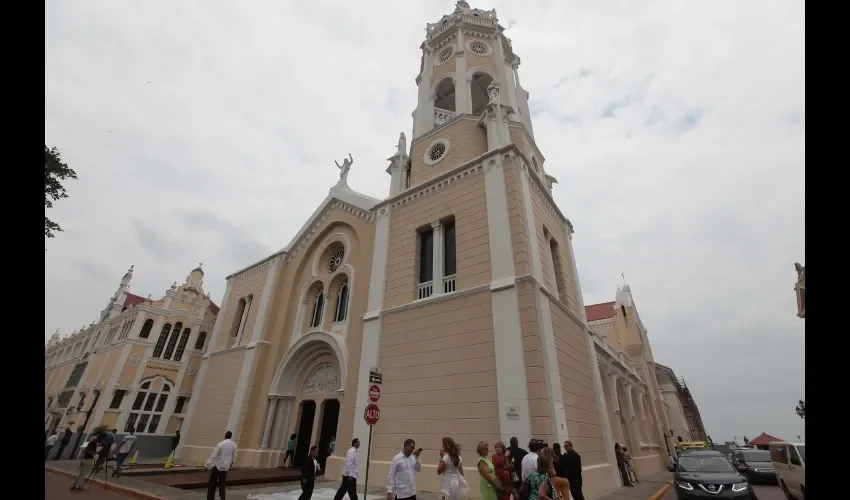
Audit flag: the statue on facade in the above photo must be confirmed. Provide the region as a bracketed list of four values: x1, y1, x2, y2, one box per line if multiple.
[487, 81, 501, 104]
[335, 153, 353, 182]
[397, 132, 407, 156]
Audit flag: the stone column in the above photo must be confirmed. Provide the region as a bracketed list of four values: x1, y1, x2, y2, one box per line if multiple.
[431, 221, 444, 295]
[261, 397, 279, 449]
[272, 397, 294, 449]
[609, 373, 621, 413]
[309, 398, 324, 448]
[625, 383, 636, 419]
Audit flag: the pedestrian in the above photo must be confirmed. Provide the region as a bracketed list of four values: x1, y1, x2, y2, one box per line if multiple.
[284, 433, 297, 467]
[492, 441, 513, 500]
[54, 428, 73, 460]
[562, 441, 585, 500]
[543, 454, 570, 500]
[206, 431, 237, 500]
[613, 444, 632, 487]
[439, 437, 468, 500]
[332, 438, 361, 500]
[621, 447, 640, 484]
[299, 445, 320, 500]
[476, 441, 501, 500]
[521, 440, 540, 482]
[172, 429, 181, 452]
[386, 438, 422, 500]
[45, 431, 59, 461]
[550, 444, 567, 479]
[667, 452, 676, 471]
[526, 453, 555, 500]
[112, 427, 137, 478]
[506, 437, 527, 491]
[70, 428, 105, 490]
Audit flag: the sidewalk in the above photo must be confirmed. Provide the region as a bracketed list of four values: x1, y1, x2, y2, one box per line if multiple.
[595, 470, 673, 500]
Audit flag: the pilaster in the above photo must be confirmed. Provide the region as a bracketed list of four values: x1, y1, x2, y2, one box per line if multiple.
[90, 342, 134, 430]
[414, 49, 435, 139]
[175, 280, 233, 459]
[431, 221, 444, 295]
[455, 31, 470, 114]
[261, 396, 279, 449]
[609, 373, 621, 414]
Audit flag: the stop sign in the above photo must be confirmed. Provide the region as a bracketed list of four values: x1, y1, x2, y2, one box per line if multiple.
[369, 384, 381, 403]
[364, 403, 380, 425]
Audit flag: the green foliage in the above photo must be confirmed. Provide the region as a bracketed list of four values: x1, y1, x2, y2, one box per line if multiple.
[45, 145, 77, 239]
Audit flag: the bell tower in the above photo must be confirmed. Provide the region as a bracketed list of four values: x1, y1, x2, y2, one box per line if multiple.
[403, 1, 551, 192]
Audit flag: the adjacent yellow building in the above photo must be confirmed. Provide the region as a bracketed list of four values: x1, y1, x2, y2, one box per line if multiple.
[176, 3, 672, 498]
[44, 265, 219, 456]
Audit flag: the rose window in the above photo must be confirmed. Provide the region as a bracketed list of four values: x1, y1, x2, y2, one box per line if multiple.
[328, 249, 344, 273]
[438, 47, 454, 64]
[428, 142, 447, 162]
[469, 41, 489, 56]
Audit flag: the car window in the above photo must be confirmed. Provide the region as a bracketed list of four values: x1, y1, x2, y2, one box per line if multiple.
[742, 450, 770, 462]
[770, 446, 788, 465]
[678, 456, 735, 473]
[789, 446, 802, 466]
[796, 445, 805, 462]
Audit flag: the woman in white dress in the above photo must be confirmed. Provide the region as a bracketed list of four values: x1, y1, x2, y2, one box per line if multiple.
[437, 437, 469, 500]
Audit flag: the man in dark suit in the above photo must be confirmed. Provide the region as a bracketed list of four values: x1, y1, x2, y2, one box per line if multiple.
[507, 437, 527, 488]
[562, 441, 585, 500]
[299, 445, 319, 500]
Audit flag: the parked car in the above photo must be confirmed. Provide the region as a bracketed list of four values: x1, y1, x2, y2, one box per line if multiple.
[769, 442, 805, 499]
[731, 449, 776, 484]
[674, 450, 758, 499]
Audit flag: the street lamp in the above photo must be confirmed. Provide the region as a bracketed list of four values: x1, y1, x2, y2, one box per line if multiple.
[795, 400, 805, 419]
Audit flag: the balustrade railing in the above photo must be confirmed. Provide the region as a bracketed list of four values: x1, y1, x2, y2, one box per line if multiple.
[417, 281, 434, 300]
[434, 108, 456, 125]
[443, 275, 457, 294]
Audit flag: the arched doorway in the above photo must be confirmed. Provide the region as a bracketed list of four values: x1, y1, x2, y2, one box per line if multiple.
[268, 332, 346, 468]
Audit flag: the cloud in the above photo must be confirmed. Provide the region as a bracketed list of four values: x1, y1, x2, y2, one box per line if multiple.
[45, 0, 804, 443]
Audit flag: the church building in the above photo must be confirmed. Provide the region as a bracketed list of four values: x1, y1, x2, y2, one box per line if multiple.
[177, 3, 668, 497]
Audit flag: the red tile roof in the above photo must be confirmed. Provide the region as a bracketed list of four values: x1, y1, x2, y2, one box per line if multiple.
[123, 293, 147, 309]
[207, 301, 220, 315]
[748, 433, 782, 446]
[585, 302, 616, 322]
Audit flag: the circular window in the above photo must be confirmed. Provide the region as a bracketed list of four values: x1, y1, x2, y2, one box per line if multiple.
[467, 40, 491, 56]
[423, 139, 450, 165]
[435, 45, 455, 66]
[328, 249, 344, 273]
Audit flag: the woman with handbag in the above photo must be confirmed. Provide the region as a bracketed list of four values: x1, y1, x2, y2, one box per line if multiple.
[438, 437, 469, 500]
[492, 442, 513, 500]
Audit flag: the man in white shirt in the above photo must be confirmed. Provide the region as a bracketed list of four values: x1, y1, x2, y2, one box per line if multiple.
[45, 432, 59, 461]
[333, 438, 361, 500]
[206, 431, 237, 500]
[386, 438, 422, 500]
[520, 440, 540, 482]
[112, 428, 138, 478]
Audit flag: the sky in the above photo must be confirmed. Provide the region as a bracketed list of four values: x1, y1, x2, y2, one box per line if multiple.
[45, 1, 805, 444]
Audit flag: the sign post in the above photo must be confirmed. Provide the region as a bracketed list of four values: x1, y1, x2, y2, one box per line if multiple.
[363, 368, 382, 498]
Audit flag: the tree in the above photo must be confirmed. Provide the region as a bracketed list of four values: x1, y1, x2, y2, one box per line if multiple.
[45, 145, 77, 239]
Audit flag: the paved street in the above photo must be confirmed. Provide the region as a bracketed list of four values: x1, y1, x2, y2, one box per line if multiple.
[662, 483, 784, 499]
[46, 471, 137, 500]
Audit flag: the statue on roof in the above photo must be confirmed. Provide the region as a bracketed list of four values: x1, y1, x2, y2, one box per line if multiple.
[397, 132, 407, 156]
[335, 153, 354, 183]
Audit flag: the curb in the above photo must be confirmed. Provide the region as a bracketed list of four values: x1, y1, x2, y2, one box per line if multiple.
[46, 466, 168, 500]
[648, 481, 673, 500]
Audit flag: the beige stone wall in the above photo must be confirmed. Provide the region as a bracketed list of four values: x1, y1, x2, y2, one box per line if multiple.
[549, 298, 607, 466]
[375, 289, 499, 463]
[504, 156, 530, 276]
[179, 354, 202, 393]
[384, 168, 490, 309]
[409, 118, 488, 187]
[530, 188, 581, 318]
[183, 349, 244, 447]
[214, 264, 276, 351]
[465, 37, 498, 75]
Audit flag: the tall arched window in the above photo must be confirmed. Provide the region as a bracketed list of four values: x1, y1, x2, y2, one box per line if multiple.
[194, 332, 207, 350]
[334, 281, 349, 323]
[174, 328, 192, 362]
[152, 323, 171, 358]
[163, 322, 183, 360]
[126, 379, 171, 434]
[138, 319, 154, 338]
[311, 290, 325, 328]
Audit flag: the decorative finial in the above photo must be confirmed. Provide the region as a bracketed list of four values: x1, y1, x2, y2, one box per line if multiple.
[147, 293, 152, 299]
[198, 262, 203, 269]
[622, 273, 626, 285]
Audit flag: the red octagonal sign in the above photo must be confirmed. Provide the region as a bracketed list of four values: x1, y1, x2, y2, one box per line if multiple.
[369, 384, 381, 403]
[364, 403, 380, 425]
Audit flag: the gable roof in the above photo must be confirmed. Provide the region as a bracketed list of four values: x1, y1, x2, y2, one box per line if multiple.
[748, 432, 782, 446]
[585, 301, 616, 322]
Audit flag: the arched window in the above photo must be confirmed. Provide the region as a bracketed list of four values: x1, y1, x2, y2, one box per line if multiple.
[163, 322, 183, 360]
[174, 328, 192, 362]
[434, 77, 457, 121]
[230, 298, 248, 338]
[194, 332, 207, 350]
[548, 237, 567, 302]
[126, 379, 171, 434]
[152, 323, 171, 358]
[311, 290, 325, 328]
[334, 281, 350, 323]
[470, 72, 494, 115]
[138, 319, 154, 338]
